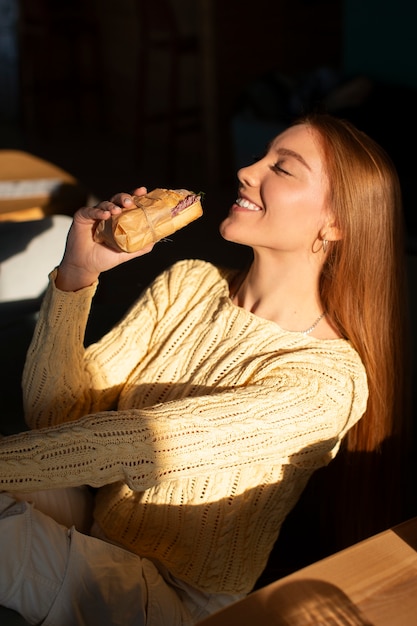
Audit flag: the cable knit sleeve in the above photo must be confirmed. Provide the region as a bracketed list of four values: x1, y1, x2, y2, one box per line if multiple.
[22, 267, 164, 429]
[0, 350, 367, 492]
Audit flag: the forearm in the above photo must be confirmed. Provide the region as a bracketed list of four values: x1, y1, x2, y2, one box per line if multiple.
[0, 406, 208, 493]
[0, 412, 150, 492]
[22, 272, 100, 428]
[23, 261, 163, 431]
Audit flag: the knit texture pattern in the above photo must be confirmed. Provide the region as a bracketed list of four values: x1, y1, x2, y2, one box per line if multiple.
[0, 259, 368, 594]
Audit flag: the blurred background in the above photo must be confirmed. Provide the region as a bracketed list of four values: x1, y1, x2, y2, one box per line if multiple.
[1, 4, 417, 622]
[1, 0, 417, 215]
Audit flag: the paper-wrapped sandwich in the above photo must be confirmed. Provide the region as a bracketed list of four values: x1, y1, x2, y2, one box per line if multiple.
[94, 188, 203, 252]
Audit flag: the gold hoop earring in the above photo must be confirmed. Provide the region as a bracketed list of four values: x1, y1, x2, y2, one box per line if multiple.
[322, 239, 328, 253]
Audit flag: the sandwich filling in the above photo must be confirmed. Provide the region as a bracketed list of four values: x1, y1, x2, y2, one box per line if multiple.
[171, 193, 201, 217]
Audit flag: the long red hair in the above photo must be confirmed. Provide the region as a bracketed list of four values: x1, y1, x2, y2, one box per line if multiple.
[275, 114, 412, 561]
[304, 113, 409, 453]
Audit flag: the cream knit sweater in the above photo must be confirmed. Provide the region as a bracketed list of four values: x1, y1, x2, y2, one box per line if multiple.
[0, 259, 368, 594]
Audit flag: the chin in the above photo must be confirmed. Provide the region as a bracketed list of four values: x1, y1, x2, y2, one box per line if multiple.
[219, 220, 237, 243]
[219, 227, 250, 248]
[220, 215, 259, 250]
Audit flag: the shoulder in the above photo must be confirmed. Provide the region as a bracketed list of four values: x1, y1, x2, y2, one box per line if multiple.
[295, 336, 368, 383]
[165, 258, 231, 279]
[300, 339, 368, 416]
[263, 333, 368, 404]
[157, 259, 237, 295]
[279, 338, 369, 433]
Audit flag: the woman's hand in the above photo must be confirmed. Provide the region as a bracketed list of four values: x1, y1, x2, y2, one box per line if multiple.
[56, 187, 154, 292]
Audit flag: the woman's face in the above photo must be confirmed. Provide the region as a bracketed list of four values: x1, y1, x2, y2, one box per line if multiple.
[220, 123, 331, 255]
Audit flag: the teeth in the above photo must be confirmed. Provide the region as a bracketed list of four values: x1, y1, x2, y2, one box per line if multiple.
[236, 198, 261, 211]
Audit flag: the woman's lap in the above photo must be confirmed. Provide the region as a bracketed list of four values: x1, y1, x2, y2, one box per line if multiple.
[0, 492, 193, 626]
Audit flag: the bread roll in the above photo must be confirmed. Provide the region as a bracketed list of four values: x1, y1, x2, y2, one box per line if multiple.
[94, 188, 203, 252]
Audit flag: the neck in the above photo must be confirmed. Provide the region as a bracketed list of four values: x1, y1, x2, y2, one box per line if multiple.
[234, 252, 325, 332]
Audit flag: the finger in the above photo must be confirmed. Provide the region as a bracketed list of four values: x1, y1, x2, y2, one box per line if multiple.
[95, 200, 119, 213]
[131, 186, 147, 197]
[110, 192, 135, 207]
[75, 202, 119, 222]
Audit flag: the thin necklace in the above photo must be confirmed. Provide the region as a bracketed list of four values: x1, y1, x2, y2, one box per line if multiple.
[230, 272, 326, 336]
[301, 311, 326, 336]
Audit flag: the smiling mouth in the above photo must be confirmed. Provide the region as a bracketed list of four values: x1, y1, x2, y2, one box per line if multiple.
[235, 197, 262, 211]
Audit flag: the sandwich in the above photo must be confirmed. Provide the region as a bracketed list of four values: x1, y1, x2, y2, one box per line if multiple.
[94, 188, 203, 252]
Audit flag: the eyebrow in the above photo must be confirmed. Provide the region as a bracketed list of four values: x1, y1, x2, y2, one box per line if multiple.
[267, 141, 312, 171]
[276, 147, 312, 171]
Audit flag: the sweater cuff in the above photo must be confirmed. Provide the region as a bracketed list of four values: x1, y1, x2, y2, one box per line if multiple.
[49, 267, 99, 296]
[40, 268, 99, 329]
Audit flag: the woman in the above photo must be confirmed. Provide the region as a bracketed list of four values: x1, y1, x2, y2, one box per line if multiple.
[0, 114, 408, 625]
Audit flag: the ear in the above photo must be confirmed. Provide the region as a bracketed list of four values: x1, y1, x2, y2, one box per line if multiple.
[321, 218, 343, 242]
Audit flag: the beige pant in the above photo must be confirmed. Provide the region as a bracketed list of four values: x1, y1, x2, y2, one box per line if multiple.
[0, 491, 208, 625]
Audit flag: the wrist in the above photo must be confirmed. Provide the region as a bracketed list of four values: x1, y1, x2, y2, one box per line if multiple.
[55, 264, 99, 292]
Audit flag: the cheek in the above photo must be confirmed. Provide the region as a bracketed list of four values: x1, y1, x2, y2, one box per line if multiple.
[277, 186, 327, 227]
[264, 197, 325, 245]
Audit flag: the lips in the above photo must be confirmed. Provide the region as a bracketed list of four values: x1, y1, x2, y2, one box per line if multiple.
[235, 197, 262, 211]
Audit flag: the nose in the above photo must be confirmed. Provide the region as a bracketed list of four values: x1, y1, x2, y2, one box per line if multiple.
[237, 159, 261, 187]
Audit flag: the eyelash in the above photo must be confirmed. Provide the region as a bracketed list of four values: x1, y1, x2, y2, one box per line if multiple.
[271, 162, 290, 176]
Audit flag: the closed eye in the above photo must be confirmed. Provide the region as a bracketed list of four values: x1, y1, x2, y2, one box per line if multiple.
[271, 162, 291, 176]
